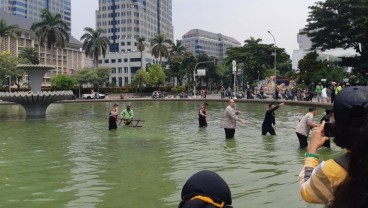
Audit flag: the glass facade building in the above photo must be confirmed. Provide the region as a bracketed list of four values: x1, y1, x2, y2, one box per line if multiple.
[0, 0, 71, 32]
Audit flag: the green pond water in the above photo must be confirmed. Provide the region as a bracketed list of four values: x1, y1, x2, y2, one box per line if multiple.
[0, 101, 339, 208]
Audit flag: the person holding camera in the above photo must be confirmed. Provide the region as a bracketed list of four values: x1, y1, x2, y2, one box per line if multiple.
[298, 86, 368, 207]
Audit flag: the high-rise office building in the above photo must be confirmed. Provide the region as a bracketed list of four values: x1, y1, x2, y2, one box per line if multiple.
[181, 29, 241, 60]
[95, 0, 174, 86]
[96, 0, 173, 52]
[0, 0, 71, 31]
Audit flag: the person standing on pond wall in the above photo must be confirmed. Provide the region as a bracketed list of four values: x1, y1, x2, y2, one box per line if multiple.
[108, 104, 119, 130]
[295, 108, 319, 148]
[120, 104, 134, 125]
[224, 99, 245, 139]
[262, 103, 284, 135]
[198, 102, 208, 128]
[298, 86, 368, 207]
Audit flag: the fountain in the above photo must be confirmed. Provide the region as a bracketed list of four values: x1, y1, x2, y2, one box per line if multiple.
[0, 64, 74, 118]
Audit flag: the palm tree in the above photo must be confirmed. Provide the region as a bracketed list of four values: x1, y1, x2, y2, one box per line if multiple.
[80, 27, 110, 68]
[0, 19, 18, 51]
[19, 47, 40, 64]
[170, 40, 186, 56]
[30, 9, 69, 65]
[136, 36, 147, 69]
[150, 33, 172, 64]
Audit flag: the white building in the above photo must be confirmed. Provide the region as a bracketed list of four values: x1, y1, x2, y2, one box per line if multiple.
[95, 0, 173, 85]
[292, 29, 357, 72]
[181, 29, 241, 60]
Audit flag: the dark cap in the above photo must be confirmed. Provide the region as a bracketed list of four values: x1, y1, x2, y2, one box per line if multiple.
[127, 104, 131, 107]
[334, 86, 368, 127]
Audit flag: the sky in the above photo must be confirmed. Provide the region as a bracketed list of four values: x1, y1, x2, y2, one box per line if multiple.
[71, 0, 320, 56]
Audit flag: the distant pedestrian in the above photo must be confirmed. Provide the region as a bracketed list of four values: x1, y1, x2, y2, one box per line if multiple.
[224, 99, 245, 139]
[198, 102, 208, 128]
[262, 103, 284, 135]
[220, 86, 225, 99]
[315, 82, 323, 102]
[274, 85, 279, 100]
[260, 85, 265, 99]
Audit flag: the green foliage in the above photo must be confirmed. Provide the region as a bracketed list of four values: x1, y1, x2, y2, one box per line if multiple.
[150, 33, 172, 63]
[19, 47, 40, 64]
[94, 67, 111, 87]
[51, 74, 77, 90]
[74, 68, 98, 86]
[80, 27, 110, 68]
[177, 85, 186, 93]
[0, 51, 27, 88]
[136, 36, 147, 68]
[167, 51, 195, 86]
[31, 9, 69, 49]
[215, 63, 231, 86]
[304, 0, 368, 75]
[298, 51, 327, 84]
[171, 87, 178, 95]
[226, 37, 290, 82]
[146, 64, 165, 87]
[0, 19, 17, 39]
[132, 68, 148, 86]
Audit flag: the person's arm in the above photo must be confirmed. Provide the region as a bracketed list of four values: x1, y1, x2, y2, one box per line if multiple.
[299, 121, 332, 203]
[307, 114, 319, 128]
[119, 110, 124, 119]
[226, 108, 244, 124]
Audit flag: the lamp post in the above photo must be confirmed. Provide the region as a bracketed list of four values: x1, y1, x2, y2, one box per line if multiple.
[268, 31, 277, 85]
[193, 60, 215, 98]
[232, 60, 236, 98]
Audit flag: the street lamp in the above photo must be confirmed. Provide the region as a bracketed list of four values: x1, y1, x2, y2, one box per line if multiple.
[232, 60, 236, 98]
[193, 60, 215, 98]
[268, 31, 277, 85]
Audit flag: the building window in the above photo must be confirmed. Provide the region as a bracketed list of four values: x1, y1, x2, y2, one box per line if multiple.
[112, 68, 116, 73]
[124, 67, 128, 73]
[105, 59, 109, 63]
[118, 67, 122, 73]
[111, 59, 116, 63]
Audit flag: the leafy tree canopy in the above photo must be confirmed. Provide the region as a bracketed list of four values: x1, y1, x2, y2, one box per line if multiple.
[146, 64, 165, 87]
[303, 0, 368, 75]
[51, 74, 77, 90]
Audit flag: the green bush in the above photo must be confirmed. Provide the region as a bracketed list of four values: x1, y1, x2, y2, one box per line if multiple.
[171, 87, 178, 95]
[177, 85, 186, 93]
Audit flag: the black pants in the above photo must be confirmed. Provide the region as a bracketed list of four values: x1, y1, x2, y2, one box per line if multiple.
[109, 117, 117, 130]
[296, 132, 308, 148]
[262, 126, 276, 135]
[224, 128, 235, 139]
[199, 118, 207, 127]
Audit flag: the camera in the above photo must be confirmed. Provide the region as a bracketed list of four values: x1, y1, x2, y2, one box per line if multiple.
[324, 122, 335, 137]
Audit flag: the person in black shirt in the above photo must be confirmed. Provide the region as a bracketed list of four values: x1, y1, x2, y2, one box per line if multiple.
[262, 103, 284, 135]
[198, 102, 208, 128]
[320, 109, 334, 148]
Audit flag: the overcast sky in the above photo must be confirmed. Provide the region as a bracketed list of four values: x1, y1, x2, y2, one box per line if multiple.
[71, 0, 320, 56]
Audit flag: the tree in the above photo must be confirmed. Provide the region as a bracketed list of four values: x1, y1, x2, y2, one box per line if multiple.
[226, 37, 290, 83]
[0, 19, 17, 51]
[51, 74, 77, 90]
[81, 27, 110, 68]
[298, 51, 328, 84]
[19, 47, 40, 64]
[132, 68, 148, 96]
[170, 40, 186, 56]
[0, 51, 27, 89]
[30, 9, 70, 65]
[146, 64, 165, 87]
[215, 62, 231, 87]
[150, 33, 172, 64]
[94, 67, 111, 91]
[303, 0, 368, 75]
[136, 36, 147, 69]
[74, 68, 98, 97]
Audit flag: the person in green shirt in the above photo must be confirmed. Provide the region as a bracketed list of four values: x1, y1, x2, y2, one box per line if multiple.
[335, 83, 342, 95]
[315, 82, 323, 102]
[120, 104, 134, 125]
